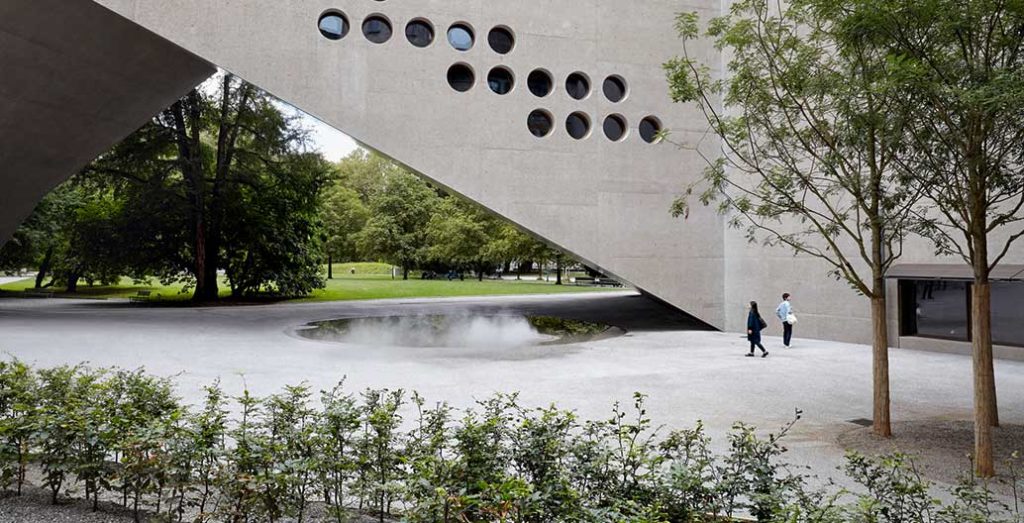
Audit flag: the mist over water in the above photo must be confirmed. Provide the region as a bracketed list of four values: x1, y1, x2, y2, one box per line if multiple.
[299, 314, 553, 349]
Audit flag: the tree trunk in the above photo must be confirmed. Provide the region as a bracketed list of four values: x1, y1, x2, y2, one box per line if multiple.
[403, 265, 409, 280]
[972, 280, 997, 477]
[200, 232, 220, 301]
[328, 254, 333, 279]
[66, 270, 81, 294]
[192, 220, 208, 301]
[870, 292, 892, 437]
[555, 256, 563, 285]
[35, 246, 53, 289]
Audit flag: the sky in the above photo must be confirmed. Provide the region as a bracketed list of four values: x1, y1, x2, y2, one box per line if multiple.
[301, 113, 361, 162]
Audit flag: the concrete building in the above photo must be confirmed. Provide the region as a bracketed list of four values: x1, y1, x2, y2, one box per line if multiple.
[1, 0, 1022, 355]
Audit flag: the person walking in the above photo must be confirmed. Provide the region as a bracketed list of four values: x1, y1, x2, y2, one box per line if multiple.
[776, 293, 795, 347]
[746, 301, 769, 358]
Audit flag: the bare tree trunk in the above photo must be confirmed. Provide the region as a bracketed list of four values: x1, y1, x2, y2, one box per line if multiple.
[870, 292, 892, 437]
[328, 253, 333, 279]
[972, 279, 997, 477]
[555, 256, 563, 285]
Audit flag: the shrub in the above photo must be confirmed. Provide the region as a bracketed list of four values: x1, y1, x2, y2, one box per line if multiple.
[0, 361, 1020, 523]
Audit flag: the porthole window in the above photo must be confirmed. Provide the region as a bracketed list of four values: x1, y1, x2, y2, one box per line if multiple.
[603, 114, 628, 142]
[448, 23, 475, 51]
[566, 72, 591, 100]
[406, 19, 434, 47]
[639, 116, 663, 143]
[447, 63, 475, 92]
[603, 75, 628, 103]
[566, 112, 591, 140]
[363, 15, 392, 44]
[488, 26, 515, 54]
[487, 67, 514, 95]
[527, 70, 553, 98]
[318, 11, 348, 40]
[528, 110, 554, 138]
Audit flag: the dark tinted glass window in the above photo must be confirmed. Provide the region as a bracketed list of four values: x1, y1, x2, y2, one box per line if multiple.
[447, 64, 475, 92]
[913, 280, 970, 341]
[566, 112, 590, 140]
[992, 281, 1024, 346]
[566, 73, 590, 100]
[639, 116, 662, 143]
[603, 115, 627, 141]
[487, 67, 514, 95]
[406, 19, 434, 47]
[448, 24, 474, 51]
[528, 110, 553, 137]
[319, 12, 348, 40]
[488, 27, 515, 54]
[528, 70, 553, 97]
[603, 75, 627, 102]
[363, 16, 392, 44]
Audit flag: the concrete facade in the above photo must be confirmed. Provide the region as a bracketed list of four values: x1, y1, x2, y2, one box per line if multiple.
[1, 0, 1022, 350]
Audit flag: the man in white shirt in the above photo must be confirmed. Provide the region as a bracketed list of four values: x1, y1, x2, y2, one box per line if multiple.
[776, 293, 794, 347]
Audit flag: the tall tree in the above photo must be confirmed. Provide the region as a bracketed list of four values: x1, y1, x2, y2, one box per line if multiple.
[425, 198, 498, 281]
[323, 184, 370, 277]
[850, 0, 1024, 476]
[665, 0, 923, 438]
[356, 172, 441, 279]
[87, 73, 330, 300]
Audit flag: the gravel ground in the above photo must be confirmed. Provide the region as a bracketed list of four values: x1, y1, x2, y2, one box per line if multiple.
[839, 419, 1024, 495]
[0, 482, 390, 523]
[0, 487, 138, 523]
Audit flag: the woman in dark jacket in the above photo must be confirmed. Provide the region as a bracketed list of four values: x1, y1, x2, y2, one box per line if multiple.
[747, 301, 769, 358]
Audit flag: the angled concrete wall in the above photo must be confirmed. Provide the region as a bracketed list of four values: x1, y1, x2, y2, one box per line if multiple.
[87, 0, 730, 328]
[0, 0, 213, 244]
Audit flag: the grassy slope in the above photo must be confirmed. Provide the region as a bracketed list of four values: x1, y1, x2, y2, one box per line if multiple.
[0, 263, 607, 302]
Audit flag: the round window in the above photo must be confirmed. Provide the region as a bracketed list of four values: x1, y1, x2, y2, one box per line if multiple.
[487, 67, 514, 95]
[566, 73, 590, 100]
[528, 110, 554, 138]
[406, 19, 434, 48]
[488, 26, 515, 54]
[447, 63, 475, 92]
[448, 24, 475, 51]
[363, 15, 392, 44]
[566, 112, 591, 140]
[527, 70, 553, 98]
[603, 115, 628, 142]
[603, 76, 628, 103]
[318, 12, 348, 40]
[639, 116, 663, 143]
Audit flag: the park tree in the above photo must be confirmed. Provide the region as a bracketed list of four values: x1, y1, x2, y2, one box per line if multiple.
[323, 184, 370, 278]
[665, 0, 923, 439]
[0, 180, 126, 291]
[425, 198, 498, 280]
[335, 150, 406, 203]
[356, 171, 441, 279]
[845, 0, 1024, 477]
[86, 73, 331, 300]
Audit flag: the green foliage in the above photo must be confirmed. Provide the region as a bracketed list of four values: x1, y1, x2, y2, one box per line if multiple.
[2, 362, 1020, 522]
[665, 0, 920, 297]
[356, 169, 441, 279]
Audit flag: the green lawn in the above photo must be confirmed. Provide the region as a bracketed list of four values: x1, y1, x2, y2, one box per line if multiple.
[0, 263, 609, 303]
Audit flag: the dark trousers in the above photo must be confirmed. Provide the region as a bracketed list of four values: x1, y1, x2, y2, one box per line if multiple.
[749, 341, 766, 353]
[783, 322, 793, 346]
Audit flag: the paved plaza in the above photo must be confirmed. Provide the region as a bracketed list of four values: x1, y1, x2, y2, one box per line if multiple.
[0, 291, 1022, 489]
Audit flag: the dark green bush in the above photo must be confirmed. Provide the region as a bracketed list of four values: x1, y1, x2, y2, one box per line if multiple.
[0, 360, 1020, 522]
